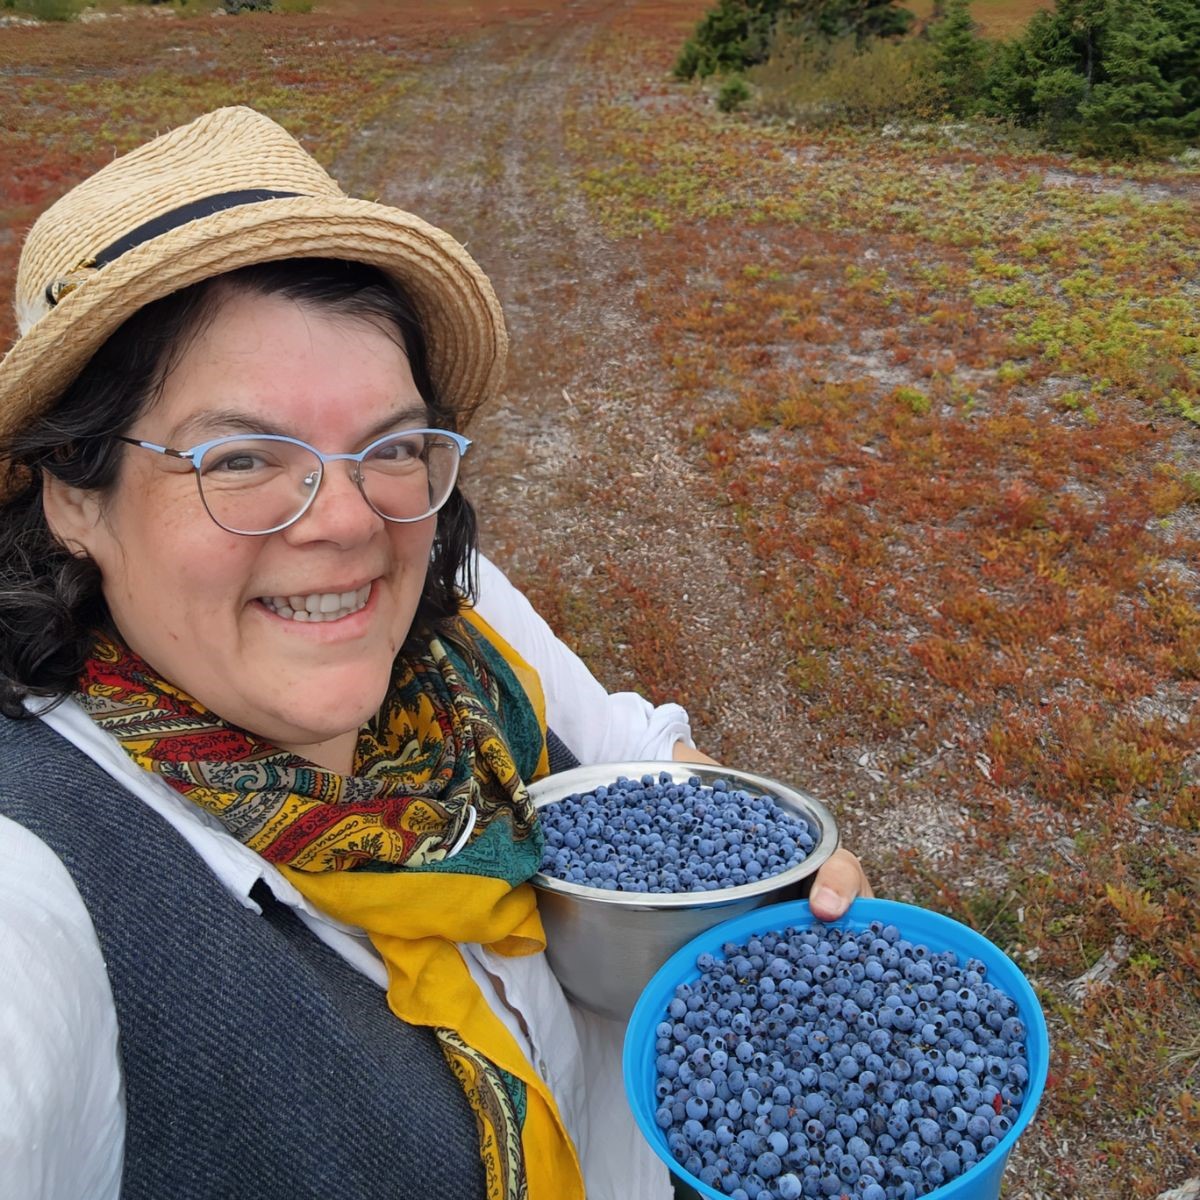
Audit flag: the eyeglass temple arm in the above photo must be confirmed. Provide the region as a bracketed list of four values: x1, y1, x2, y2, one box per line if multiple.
[113, 435, 194, 462]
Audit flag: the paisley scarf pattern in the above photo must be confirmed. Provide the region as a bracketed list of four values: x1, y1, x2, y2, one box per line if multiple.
[76, 613, 584, 1200]
[77, 621, 543, 873]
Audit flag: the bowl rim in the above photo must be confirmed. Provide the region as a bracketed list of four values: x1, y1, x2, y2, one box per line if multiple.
[528, 761, 840, 909]
[622, 897, 1051, 1200]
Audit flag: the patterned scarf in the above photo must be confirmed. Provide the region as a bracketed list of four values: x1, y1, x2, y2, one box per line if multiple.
[76, 613, 584, 1200]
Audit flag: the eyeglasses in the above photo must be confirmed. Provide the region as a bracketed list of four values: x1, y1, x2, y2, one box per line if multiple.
[112, 428, 471, 536]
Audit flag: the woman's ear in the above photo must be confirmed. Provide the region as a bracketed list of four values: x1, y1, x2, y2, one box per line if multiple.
[42, 471, 104, 560]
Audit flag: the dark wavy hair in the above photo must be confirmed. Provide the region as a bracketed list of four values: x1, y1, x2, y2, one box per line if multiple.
[0, 258, 477, 719]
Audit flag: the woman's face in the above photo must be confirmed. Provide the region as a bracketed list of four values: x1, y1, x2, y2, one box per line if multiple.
[55, 288, 438, 770]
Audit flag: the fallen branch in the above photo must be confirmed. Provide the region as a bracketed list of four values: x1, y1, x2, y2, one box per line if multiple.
[1066, 935, 1130, 1003]
[1155, 1180, 1200, 1200]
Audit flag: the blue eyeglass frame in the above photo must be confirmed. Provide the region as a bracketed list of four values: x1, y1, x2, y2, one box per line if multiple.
[112, 427, 473, 536]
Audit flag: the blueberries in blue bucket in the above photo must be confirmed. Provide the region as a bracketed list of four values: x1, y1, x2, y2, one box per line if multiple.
[654, 920, 1030, 1199]
[538, 771, 816, 893]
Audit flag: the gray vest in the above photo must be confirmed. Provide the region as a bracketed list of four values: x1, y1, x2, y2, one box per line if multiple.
[0, 714, 490, 1200]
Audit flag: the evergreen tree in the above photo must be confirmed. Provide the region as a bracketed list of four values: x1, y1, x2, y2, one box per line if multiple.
[675, 0, 914, 79]
[1156, 0, 1200, 113]
[1077, 0, 1189, 153]
[776, 0, 913, 47]
[675, 0, 792, 78]
[983, 0, 1106, 124]
[929, 0, 987, 115]
[981, 0, 1199, 153]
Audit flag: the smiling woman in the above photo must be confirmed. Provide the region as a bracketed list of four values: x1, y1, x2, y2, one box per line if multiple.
[0, 107, 868, 1200]
[42, 280, 454, 771]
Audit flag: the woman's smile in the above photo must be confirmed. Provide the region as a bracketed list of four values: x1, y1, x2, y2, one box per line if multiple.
[257, 581, 374, 622]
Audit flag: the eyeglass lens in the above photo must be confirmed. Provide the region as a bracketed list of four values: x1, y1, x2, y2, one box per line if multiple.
[195, 431, 461, 535]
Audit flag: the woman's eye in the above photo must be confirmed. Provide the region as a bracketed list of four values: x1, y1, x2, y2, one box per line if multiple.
[373, 436, 424, 462]
[213, 454, 260, 472]
[206, 451, 271, 474]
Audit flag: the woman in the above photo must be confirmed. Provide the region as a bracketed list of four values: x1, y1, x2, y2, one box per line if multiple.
[0, 107, 870, 1199]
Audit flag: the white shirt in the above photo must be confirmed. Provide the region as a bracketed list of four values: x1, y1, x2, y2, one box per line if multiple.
[0, 556, 686, 1200]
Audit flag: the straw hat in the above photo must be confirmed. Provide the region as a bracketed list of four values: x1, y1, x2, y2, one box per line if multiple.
[0, 106, 507, 496]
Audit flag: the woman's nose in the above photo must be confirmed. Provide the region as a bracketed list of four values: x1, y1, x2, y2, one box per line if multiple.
[282, 461, 381, 546]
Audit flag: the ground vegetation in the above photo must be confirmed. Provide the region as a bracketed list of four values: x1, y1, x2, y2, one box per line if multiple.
[0, 1, 1197, 1195]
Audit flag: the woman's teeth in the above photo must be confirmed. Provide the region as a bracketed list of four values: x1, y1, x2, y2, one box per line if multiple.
[260, 584, 371, 622]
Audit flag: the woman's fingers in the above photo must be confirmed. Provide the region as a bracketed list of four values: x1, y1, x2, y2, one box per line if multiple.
[808, 848, 874, 921]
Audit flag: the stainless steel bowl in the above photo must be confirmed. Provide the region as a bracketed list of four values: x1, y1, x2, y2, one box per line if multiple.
[529, 761, 838, 1020]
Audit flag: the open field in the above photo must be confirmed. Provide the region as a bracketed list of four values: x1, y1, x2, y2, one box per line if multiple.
[1, 1, 1197, 1196]
[904, 0, 1054, 38]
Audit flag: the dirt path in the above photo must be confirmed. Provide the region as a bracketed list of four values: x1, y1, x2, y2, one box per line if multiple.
[333, 0, 795, 768]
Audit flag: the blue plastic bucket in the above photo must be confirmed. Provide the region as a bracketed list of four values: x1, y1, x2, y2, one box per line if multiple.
[624, 898, 1049, 1200]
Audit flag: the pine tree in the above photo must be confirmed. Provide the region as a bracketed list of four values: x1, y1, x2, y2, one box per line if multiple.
[929, 0, 987, 115]
[674, 0, 914, 78]
[1157, 0, 1200, 114]
[792, 0, 914, 46]
[983, 0, 1106, 115]
[1077, 0, 1187, 153]
[674, 0, 789, 78]
[981, 0, 1200, 153]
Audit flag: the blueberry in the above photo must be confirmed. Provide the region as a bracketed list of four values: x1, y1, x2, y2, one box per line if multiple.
[776, 1174, 802, 1200]
[754, 1150, 782, 1179]
[916, 1116, 942, 1145]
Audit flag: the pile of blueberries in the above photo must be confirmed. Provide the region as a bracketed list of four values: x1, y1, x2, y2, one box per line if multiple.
[538, 772, 816, 893]
[653, 921, 1029, 1200]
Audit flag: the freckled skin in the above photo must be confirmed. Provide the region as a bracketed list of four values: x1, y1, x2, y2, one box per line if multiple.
[54, 291, 436, 773]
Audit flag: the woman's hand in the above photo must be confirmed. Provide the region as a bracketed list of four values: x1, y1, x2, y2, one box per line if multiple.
[807, 848, 873, 921]
[671, 741, 874, 921]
